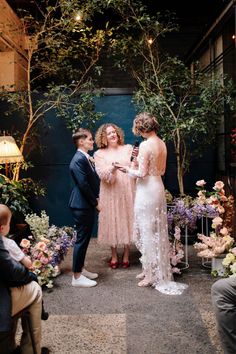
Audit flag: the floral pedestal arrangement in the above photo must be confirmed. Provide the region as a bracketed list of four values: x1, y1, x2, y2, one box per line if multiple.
[20, 211, 76, 288]
[194, 180, 235, 277]
[211, 255, 226, 276]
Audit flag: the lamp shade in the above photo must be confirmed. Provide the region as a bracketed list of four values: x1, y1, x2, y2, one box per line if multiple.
[0, 136, 24, 163]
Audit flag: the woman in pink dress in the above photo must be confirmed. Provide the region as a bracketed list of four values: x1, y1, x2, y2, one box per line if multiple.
[94, 123, 136, 268]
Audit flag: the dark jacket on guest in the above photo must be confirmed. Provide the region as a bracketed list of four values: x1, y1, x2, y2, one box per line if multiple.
[69, 150, 100, 210]
[0, 236, 35, 332]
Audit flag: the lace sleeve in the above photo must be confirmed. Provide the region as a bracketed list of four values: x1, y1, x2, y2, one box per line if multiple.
[94, 151, 116, 184]
[128, 143, 149, 178]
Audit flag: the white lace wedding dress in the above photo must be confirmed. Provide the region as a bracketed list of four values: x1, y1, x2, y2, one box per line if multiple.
[128, 137, 188, 295]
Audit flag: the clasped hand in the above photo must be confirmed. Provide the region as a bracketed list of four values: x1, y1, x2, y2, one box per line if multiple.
[112, 162, 128, 173]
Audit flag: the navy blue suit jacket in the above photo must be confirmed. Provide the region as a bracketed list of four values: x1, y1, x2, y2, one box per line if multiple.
[69, 151, 100, 210]
[0, 237, 35, 332]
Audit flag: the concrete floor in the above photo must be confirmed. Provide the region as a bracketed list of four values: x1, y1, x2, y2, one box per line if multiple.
[39, 240, 223, 354]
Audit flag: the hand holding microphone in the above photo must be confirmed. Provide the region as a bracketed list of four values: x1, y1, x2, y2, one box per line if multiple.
[131, 140, 140, 162]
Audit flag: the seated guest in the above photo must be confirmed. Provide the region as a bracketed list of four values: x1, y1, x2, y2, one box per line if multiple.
[211, 277, 236, 354]
[0, 204, 48, 354]
[0, 204, 49, 320]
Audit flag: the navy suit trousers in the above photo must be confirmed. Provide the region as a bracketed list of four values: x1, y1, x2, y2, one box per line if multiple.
[71, 208, 95, 273]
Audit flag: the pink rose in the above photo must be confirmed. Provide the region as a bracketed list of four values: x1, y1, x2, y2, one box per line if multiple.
[208, 196, 219, 205]
[41, 257, 49, 265]
[217, 205, 225, 214]
[212, 216, 223, 226]
[196, 180, 206, 187]
[213, 181, 224, 190]
[220, 195, 227, 202]
[36, 242, 47, 251]
[20, 239, 31, 248]
[220, 227, 228, 236]
[231, 247, 236, 256]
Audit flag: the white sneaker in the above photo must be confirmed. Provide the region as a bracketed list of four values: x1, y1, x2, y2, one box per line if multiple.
[71, 275, 97, 287]
[82, 268, 98, 280]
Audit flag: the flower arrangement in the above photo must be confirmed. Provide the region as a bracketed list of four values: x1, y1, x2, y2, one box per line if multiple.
[222, 247, 236, 277]
[169, 226, 185, 274]
[193, 180, 235, 260]
[167, 195, 198, 233]
[20, 211, 76, 288]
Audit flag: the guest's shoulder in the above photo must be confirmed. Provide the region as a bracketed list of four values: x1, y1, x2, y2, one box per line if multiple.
[2, 237, 17, 248]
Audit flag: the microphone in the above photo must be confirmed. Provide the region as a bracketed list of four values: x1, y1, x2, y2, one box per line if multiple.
[130, 140, 140, 161]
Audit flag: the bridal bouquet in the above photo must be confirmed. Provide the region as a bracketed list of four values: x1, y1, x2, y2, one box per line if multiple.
[20, 211, 76, 288]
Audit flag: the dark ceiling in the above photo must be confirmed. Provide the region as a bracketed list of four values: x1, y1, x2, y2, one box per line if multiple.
[6, 0, 232, 58]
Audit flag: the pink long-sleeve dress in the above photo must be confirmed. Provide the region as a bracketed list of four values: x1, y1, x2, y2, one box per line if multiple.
[94, 144, 136, 247]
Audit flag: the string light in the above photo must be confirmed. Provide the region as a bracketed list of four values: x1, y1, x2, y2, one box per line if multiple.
[147, 38, 153, 45]
[232, 34, 236, 40]
[75, 12, 82, 21]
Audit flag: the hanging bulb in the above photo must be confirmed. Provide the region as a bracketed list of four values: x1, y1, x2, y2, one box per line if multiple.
[75, 12, 82, 21]
[147, 38, 153, 45]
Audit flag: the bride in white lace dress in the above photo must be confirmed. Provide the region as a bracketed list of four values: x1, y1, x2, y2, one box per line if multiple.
[117, 112, 188, 295]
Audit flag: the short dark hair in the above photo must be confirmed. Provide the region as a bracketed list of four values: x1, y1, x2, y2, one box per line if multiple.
[72, 128, 91, 147]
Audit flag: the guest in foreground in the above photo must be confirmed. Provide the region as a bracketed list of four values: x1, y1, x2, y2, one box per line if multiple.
[0, 204, 47, 354]
[94, 123, 136, 268]
[1, 204, 49, 321]
[69, 128, 100, 287]
[116, 112, 187, 294]
[211, 277, 236, 354]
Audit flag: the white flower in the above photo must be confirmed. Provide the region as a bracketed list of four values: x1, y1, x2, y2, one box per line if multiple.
[230, 262, 236, 274]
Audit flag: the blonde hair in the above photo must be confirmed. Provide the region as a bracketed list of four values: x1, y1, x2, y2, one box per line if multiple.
[0, 204, 11, 226]
[132, 112, 159, 135]
[95, 123, 124, 148]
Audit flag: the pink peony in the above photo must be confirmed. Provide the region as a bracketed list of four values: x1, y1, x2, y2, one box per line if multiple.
[20, 239, 31, 248]
[213, 181, 224, 190]
[196, 180, 206, 187]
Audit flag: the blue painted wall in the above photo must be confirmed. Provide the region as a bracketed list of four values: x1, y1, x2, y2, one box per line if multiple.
[1, 94, 216, 226]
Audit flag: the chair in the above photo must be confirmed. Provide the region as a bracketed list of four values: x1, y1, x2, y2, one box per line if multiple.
[12, 307, 37, 354]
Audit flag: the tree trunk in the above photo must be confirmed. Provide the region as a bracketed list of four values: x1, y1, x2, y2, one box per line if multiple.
[175, 129, 184, 195]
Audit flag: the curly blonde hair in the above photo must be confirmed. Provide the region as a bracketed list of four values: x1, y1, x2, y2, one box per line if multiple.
[132, 112, 159, 135]
[95, 123, 125, 148]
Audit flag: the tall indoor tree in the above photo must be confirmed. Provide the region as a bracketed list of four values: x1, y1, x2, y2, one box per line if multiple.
[107, 0, 234, 194]
[0, 0, 110, 180]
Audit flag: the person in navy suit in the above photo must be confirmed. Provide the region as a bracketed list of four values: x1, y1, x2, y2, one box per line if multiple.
[69, 128, 100, 287]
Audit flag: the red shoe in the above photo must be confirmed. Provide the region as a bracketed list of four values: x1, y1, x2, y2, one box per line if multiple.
[109, 260, 119, 269]
[122, 261, 130, 269]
